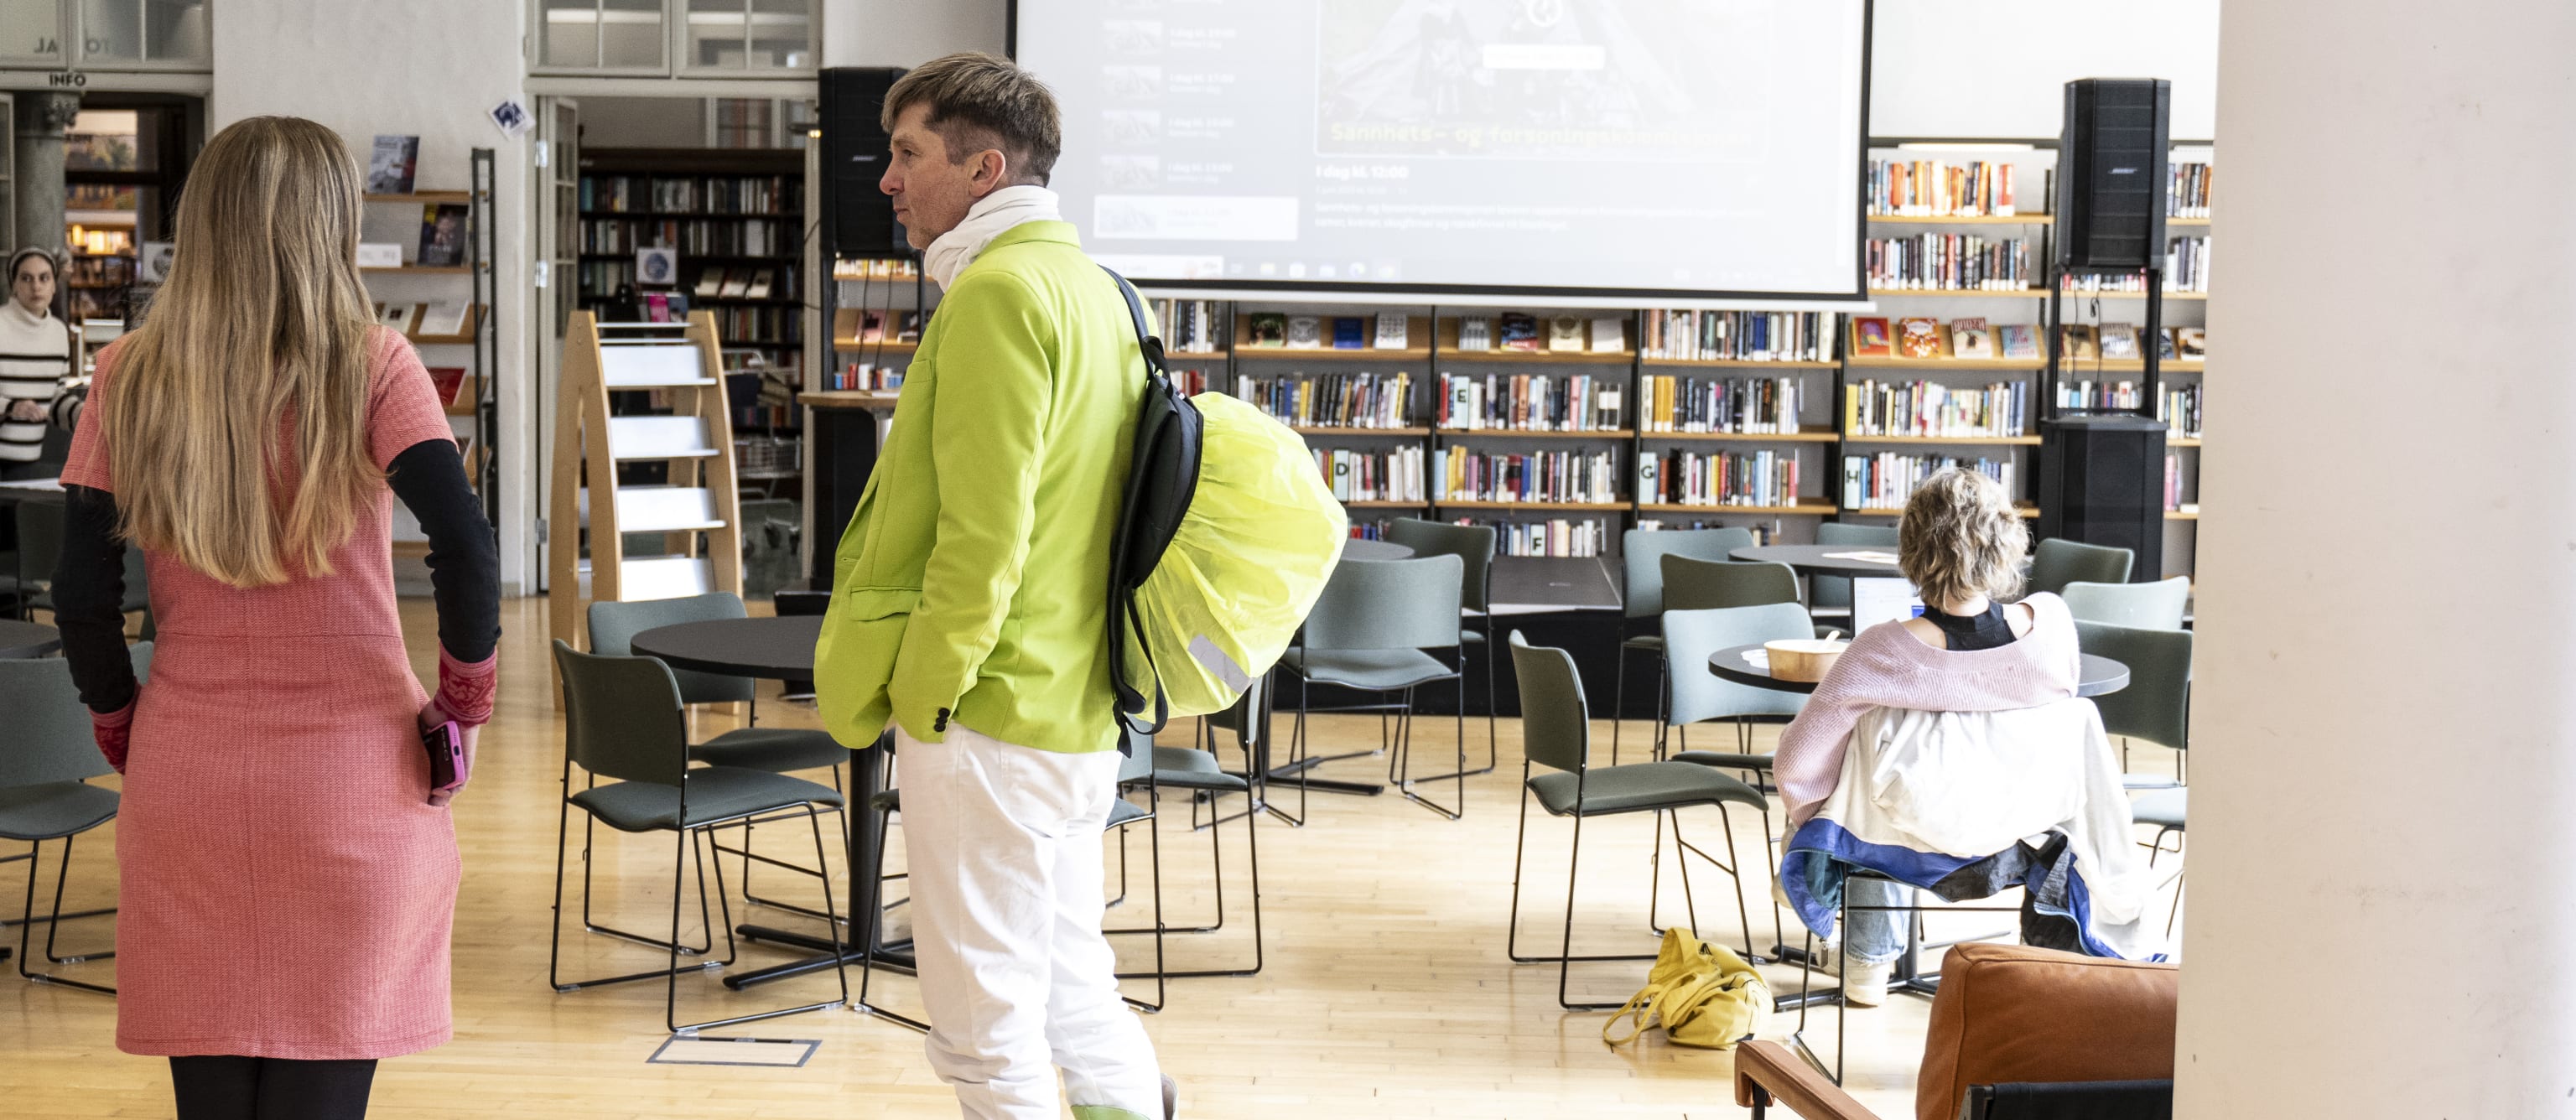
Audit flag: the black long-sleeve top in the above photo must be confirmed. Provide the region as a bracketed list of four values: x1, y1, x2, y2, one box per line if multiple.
[52, 438, 499, 713]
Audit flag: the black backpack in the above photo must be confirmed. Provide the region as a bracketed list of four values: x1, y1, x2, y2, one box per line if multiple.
[1101, 267, 1202, 739]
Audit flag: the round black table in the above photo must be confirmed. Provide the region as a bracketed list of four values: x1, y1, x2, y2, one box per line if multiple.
[0, 620, 61, 658]
[1707, 644, 2131, 697]
[1729, 544, 1903, 578]
[1340, 539, 1415, 562]
[628, 613, 889, 993]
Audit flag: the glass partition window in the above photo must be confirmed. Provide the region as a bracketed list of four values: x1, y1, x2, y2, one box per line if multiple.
[77, 0, 211, 66]
[1, 0, 66, 63]
[538, 0, 811, 75]
[684, 0, 811, 72]
[542, 0, 668, 71]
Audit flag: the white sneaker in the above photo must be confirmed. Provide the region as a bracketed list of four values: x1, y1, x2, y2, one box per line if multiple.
[1842, 958, 1893, 1007]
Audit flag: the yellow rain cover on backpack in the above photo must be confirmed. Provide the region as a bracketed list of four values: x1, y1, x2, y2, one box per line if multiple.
[1602, 926, 1774, 1050]
[1120, 391, 1346, 718]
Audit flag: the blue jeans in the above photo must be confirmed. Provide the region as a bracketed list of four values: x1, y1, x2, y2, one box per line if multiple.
[1842, 877, 1909, 966]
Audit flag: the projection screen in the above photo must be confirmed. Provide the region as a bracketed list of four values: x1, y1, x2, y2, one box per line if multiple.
[1012, 0, 1871, 306]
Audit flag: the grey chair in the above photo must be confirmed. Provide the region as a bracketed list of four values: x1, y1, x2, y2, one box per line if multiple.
[547, 640, 848, 1034]
[1810, 522, 1901, 620]
[1613, 526, 1754, 764]
[1663, 554, 1801, 612]
[590, 594, 847, 920]
[2131, 787, 2188, 936]
[0, 646, 148, 994]
[1657, 604, 1813, 942]
[2026, 538, 2134, 597]
[1115, 680, 1263, 981]
[1279, 554, 1469, 822]
[1505, 632, 1770, 1009]
[2075, 620, 2194, 791]
[860, 739, 1170, 1028]
[2062, 578, 2191, 630]
[1384, 519, 1498, 776]
[9, 502, 146, 621]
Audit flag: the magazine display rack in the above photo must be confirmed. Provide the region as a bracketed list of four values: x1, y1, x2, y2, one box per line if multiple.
[548, 310, 745, 661]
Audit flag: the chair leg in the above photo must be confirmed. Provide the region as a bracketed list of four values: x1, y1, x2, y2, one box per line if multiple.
[856, 801, 930, 1033]
[667, 808, 848, 1035]
[14, 839, 113, 994]
[1611, 644, 1629, 767]
[40, 835, 112, 967]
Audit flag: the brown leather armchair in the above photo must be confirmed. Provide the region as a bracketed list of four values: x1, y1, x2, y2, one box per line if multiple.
[1734, 942, 2179, 1120]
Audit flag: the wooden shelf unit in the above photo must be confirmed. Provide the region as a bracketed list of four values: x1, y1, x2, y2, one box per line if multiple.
[1640, 357, 1839, 370]
[574, 148, 806, 359]
[1233, 314, 1431, 361]
[1841, 433, 2043, 446]
[1636, 426, 1841, 443]
[1435, 500, 1630, 512]
[1292, 425, 1430, 437]
[1869, 288, 2048, 299]
[1436, 315, 1633, 363]
[1847, 356, 2049, 371]
[1638, 499, 1840, 516]
[1437, 428, 1633, 439]
[1867, 213, 2051, 225]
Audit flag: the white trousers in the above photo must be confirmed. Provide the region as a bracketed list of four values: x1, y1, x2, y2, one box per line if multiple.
[893, 723, 1162, 1120]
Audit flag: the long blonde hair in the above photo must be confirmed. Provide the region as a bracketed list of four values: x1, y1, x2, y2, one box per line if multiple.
[101, 116, 381, 588]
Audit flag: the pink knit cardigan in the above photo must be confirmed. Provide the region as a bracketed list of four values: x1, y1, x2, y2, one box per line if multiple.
[1774, 593, 2082, 830]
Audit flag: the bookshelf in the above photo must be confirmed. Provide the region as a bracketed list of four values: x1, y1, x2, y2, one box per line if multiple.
[371, 149, 501, 530]
[574, 147, 806, 365]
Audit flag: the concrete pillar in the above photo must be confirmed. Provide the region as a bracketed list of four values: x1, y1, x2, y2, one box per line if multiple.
[10, 91, 77, 259]
[2176, 3, 2576, 1114]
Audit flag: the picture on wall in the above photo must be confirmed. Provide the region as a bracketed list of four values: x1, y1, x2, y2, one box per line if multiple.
[368, 135, 420, 194]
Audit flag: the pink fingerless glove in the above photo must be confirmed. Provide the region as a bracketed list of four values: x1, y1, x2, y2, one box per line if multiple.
[91, 697, 136, 775]
[430, 646, 497, 727]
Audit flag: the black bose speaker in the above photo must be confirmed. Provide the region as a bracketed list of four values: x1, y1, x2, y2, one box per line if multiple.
[2055, 79, 2170, 272]
[2038, 414, 2165, 582]
[820, 66, 907, 257]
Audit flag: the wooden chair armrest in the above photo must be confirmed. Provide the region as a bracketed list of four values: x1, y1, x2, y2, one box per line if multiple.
[1734, 1040, 1882, 1120]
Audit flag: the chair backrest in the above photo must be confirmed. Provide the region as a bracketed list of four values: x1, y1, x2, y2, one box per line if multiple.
[1660, 604, 1814, 725]
[587, 592, 755, 704]
[1302, 554, 1465, 652]
[1116, 731, 1156, 783]
[2059, 577, 2190, 630]
[1663, 554, 1800, 612]
[1810, 521, 1902, 610]
[1914, 942, 2179, 1120]
[2027, 538, 2134, 597]
[16, 500, 64, 589]
[552, 639, 691, 786]
[2073, 620, 2191, 752]
[1506, 631, 1589, 775]
[1199, 675, 1264, 749]
[1619, 526, 1755, 619]
[1962, 1080, 2172, 1120]
[0, 646, 149, 788]
[1384, 518, 1495, 611]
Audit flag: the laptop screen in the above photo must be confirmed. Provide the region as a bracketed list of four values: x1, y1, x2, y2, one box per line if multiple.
[1851, 577, 1926, 635]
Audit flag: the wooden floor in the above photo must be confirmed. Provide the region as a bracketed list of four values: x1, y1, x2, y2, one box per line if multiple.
[0, 596, 2184, 1118]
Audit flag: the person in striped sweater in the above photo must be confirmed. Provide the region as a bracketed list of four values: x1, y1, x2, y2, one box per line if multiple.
[2, 246, 80, 478]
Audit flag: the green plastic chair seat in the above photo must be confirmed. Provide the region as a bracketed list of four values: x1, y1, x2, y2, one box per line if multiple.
[0, 782, 119, 842]
[688, 727, 849, 774]
[569, 766, 844, 833]
[1107, 798, 1150, 828]
[2132, 788, 2188, 832]
[1282, 646, 1457, 691]
[1670, 749, 1774, 772]
[1150, 745, 1249, 792]
[1526, 760, 1767, 817]
[1621, 634, 1663, 651]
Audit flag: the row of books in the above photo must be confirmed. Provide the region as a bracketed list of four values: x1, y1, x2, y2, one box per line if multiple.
[1841, 454, 2018, 514]
[1639, 374, 1806, 434]
[1154, 298, 1224, 354]
[2057, 239, 2211, 293]
[709, 305, 800, 345]
[1244, 312, 1412, 350]
[1637, 521, 1785, 543]
[579, 217, 789, 257]
[1846, 379, 2031, 440]
[1641, 310, 1834, 362]
[1855, 316, 2210, 362]
[1457, 516, 1613, 558]
[1436, 373, 1624, 432]
[1867, 158, 2020, 218]
[2164, 452, 2189, 511]
[1454, 314, 1626, 355]
[2051, 381, 2206, 438]
[1313, 446, 1427, 504]
[1348, 518, 1396, 542]
[2168, 163, 2213, 219]
[822, 361, 906, 392]
[833, 258, 924, 281]
[1867, 235, 2033, 292]
[64, 255, 132, 286]
[579, 174, 800, 215]
[1638, 449, 1803, 509]
[1437, 448, 1621, 505]
[1233, 372, 1413, 428]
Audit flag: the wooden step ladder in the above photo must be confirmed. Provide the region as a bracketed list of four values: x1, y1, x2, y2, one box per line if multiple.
[548, 311, 744, 662]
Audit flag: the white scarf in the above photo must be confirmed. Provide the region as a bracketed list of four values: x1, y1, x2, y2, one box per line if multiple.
[923, 185, 1062, 288]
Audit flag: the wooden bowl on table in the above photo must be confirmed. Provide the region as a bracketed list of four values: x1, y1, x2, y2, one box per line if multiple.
[1763, 639, 1849, 683]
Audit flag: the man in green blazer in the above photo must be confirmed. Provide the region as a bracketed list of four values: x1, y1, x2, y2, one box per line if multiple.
[813, 53, 1170, 1120]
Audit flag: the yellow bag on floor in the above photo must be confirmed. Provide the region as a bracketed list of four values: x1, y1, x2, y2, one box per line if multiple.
[1602, 927, 1773, 1050]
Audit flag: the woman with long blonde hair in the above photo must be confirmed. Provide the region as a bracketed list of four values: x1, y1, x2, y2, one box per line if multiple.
[49, 116, 497, 1119]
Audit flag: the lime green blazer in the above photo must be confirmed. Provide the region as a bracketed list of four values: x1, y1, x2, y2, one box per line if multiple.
[814, 220, 1144, 753]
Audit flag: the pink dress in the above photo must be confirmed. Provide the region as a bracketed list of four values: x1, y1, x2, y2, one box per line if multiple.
[61, 328, 463, 1060]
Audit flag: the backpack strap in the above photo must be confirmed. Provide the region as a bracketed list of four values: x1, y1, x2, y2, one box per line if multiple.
[1099, 266, 1168, 382]
[1099, 265, 1172, 743]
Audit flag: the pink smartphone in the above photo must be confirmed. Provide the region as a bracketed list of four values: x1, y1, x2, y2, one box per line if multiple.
[423, 719, 467, 804]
